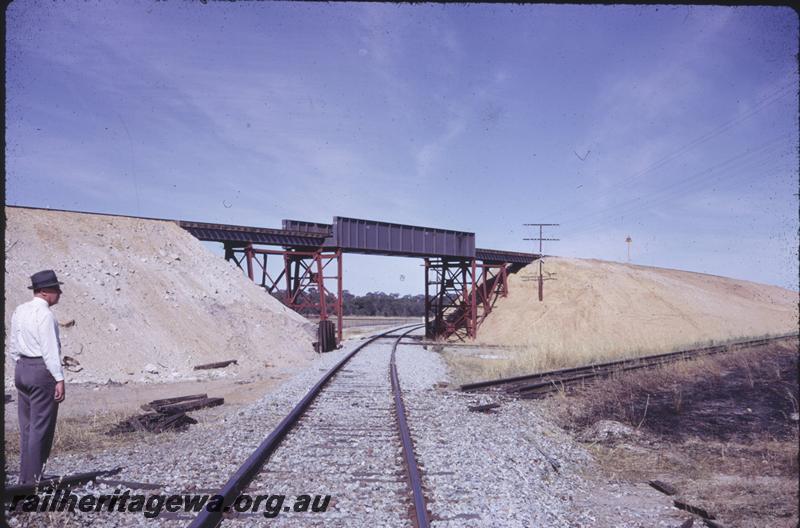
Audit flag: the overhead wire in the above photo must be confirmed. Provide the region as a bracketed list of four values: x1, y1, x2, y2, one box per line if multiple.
[558, 140, 793, 238]
[538, 80, 796, 220]
[562, 143, 792, 237]
[561, 156, 791, 239]
[555, 134, 791, 235]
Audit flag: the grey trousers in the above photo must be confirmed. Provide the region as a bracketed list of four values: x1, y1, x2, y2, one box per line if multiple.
[15, 356, 60, 485]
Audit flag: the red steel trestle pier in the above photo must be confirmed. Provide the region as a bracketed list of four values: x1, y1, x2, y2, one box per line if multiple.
[179, 216, 538, 345]
[423, 258, 521, 341]
[224, 244, 344, 343]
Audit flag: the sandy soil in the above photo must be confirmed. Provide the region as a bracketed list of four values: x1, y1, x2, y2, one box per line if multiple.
[4, 317, 421, 432]
[4, 207, 316, 387]
[3, 366, 302, 471]
[475, 256, 798, 371]
[4, 370, 292, 430]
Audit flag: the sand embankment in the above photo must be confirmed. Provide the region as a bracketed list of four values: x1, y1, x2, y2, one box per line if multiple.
[477, 257, 798, 370]
[4, 207, 316, 385]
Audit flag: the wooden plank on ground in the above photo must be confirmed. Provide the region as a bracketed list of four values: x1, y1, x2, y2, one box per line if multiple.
[152, 397, 224, 415]
[193, 360, 237, 370]
[152, 412, 196, 433]
[649, 480, 678, 496]
[674, 500, 716, 520]
[468, 403, 501, 413]
[129, 415, 149, 433]
[142, 394, 207, 411]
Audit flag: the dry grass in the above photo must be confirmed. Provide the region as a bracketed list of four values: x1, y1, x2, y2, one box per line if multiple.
[587, 437, 799, 482]
[547, 339, 798, 437]
[5, 411, 157, 528]
[583, 437, 799, 527]
[446, 331, 790, 385]
[439, 349, 520, 385]
[5, 409, 153, 461]
[476, 257, 799, 372]
[543, 338, 799, 528]
[5, 410, 186, 527]
[531, 331, 785, 374]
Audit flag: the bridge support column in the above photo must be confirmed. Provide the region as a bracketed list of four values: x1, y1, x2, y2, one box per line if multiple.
[224, 244, 343, 345]
[283, 250, 343, 345]
[424, 257, 477, 341]
[424, 258, 518, 341]
[472, 262, 510, 330]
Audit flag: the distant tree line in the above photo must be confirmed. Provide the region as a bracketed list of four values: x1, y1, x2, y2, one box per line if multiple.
[270, 289, 424, 317]
[340, 290, 424, 316]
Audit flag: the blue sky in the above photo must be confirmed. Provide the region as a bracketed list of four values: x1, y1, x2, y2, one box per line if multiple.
[5, 2, 798, 295]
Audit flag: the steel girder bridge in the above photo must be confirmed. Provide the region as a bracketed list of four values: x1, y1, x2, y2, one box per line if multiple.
[7, 206, 537, 346]
[179, 216, 539, 344]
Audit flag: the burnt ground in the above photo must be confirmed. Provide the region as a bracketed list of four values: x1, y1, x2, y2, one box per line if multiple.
[546, 336, 799, 527]
[620, 342, 797, 442]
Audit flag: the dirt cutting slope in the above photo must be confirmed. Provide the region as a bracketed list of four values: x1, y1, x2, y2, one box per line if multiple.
[4, 207, 315, 384]
[477, 257, 798, 370]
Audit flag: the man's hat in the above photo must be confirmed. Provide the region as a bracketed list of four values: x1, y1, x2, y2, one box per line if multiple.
[28, 270, 64, 290]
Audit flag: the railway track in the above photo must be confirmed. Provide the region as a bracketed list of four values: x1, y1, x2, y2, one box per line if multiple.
[461, 333, 799, 398]
[187, 324, 429, 527]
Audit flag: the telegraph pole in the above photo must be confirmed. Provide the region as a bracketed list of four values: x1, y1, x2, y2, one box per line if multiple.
[523, 224, 559, 301]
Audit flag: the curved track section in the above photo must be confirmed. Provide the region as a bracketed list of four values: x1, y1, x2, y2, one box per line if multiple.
[390, 326, 430, 528]
[188, 324, 427, 527]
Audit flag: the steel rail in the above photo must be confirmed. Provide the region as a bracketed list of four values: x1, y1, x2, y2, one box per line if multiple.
[515, 334, 797, 397]
[521, 334, 796, 397]
[508, 352, 719, 395]
[461, 333, 799, 394]
[187, 323, 423, 528]
[515, 341, 782, 394]
[390, 326, 430, 528]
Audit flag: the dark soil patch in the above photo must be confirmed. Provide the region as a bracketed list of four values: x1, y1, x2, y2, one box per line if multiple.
[549, 336, 799, 528]
[562, 338, 799, 442]
[635, 346, 797, 441]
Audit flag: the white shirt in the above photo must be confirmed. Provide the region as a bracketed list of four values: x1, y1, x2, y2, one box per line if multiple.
[10, 297, 64, 382]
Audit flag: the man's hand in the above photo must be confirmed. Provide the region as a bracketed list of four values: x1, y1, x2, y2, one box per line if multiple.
[54, 381, 65, 403]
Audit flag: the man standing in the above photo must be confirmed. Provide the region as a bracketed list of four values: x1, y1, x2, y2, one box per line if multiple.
[10, 269, 66, 484]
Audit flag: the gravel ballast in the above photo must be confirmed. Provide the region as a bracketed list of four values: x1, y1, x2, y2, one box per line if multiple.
[5, 331, 686, 527]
